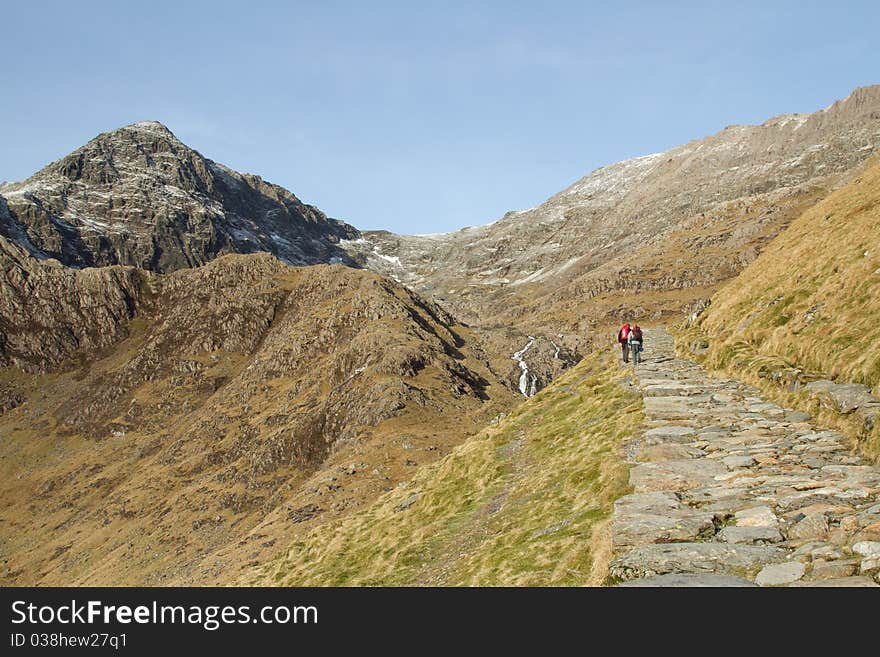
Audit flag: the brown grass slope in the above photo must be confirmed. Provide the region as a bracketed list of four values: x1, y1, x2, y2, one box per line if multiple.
[678, 155, 880, 458]
[0, 250, 517, 585]
[248, 351, 641, 586]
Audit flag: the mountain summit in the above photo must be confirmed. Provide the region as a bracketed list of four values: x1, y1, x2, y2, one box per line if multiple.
[0, 121, 359, 271]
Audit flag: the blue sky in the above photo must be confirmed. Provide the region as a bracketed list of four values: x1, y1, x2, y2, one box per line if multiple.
[1, 1, 877, 234]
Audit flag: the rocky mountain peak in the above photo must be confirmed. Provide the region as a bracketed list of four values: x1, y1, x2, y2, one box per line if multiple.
[0, 121, 359, 272]
[128, 119, 175, 132]
[105, 120, 179, 144]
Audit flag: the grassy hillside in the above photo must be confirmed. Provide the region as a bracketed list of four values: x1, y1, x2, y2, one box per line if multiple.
[677, 156, 880, 458]
[248, 351, 642, 586]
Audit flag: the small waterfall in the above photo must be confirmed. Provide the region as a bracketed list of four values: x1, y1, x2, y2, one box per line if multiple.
[512, 336, 538, 397]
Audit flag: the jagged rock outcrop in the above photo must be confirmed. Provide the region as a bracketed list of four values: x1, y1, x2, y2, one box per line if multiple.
[0, 235, 150, 372]
[0, 121, 359, 271]
[803, 381, 880, 434]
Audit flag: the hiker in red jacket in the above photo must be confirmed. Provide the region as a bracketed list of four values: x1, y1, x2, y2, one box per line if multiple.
[617, 323, 631, 363]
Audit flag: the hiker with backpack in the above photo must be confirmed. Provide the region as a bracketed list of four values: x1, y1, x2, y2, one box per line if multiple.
[628, 325, 644, 365]
[617, 323, 631, 363]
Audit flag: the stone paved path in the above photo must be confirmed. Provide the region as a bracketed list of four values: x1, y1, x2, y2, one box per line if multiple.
[611, 328, 880, 587]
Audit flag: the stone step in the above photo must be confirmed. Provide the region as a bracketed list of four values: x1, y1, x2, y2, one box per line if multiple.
[609, 543, 787, 580]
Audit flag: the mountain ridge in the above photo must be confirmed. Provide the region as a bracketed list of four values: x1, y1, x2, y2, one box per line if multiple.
[343, 85, 880, 340]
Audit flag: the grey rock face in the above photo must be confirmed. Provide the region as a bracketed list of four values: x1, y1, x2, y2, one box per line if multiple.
[0, 121, 359, 273]
[0, 235, 149, 372]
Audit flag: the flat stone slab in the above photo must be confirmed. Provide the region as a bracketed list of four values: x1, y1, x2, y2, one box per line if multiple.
[806, 559, 859, 580]
[630, 459, 728, 493]
[790, 576, 879, 587]
[683, 487, 751, 506]
[755, 561, 806, 586]
[717, 526, 783, 544]
[617, 574, 756, 587]
[735, 506, 779, 528]
[776, 487, 869, 511]
[644, 395, 700, 405]
[853, 541, 880, 558]
[747, 402, 784, 413]
[821, 465, 880, 485]
[852, 524, 880, 543]
[643, 384, 704, 397]
[612, 492, 716, 548]
[609, 543, 786, 580]
[718, 431, 775, 446]
[642, 426, 698, 445]
[643, 397, 704, 420]
[722, 455, 757, 469]
[787, 513, 830, 540]
[638, 444, 707, 462]
[859, 557, 880, 575]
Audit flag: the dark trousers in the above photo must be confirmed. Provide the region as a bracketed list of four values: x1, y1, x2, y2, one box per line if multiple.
[631, 341, 641, 364]
[620, 342, 629, 362]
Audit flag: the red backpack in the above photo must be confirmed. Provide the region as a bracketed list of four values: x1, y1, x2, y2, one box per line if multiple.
[618, 325, 630, 341]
